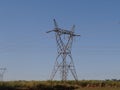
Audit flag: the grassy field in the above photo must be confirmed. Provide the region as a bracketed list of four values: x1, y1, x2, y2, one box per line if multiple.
[76, 87, 120, 90]
[0, 80, 120, 90]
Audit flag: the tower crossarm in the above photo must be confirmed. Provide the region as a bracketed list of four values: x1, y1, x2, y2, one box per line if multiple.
[0, 68, 6, 74]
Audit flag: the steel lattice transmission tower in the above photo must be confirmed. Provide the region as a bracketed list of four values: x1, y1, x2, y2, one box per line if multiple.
[47, 19, 80, 81]
[0, 68, 6, 81]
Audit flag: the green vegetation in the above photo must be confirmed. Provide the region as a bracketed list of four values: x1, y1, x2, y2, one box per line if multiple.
[0, 80, 120, 90]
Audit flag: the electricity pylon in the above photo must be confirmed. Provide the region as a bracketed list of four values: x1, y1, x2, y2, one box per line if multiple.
[47, 19, 80, 81]
[0, 68, 6, 81]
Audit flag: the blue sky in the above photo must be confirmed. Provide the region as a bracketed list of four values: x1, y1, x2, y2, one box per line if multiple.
[0, 0, 120, 80]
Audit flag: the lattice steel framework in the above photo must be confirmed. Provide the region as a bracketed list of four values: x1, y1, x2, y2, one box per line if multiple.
[47, 19, 80, 81]
[0, 68, 6, 81]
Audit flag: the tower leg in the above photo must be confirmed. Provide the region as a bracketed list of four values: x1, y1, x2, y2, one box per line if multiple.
[50, 54, 61, 80]
[69, 54, 78, 81]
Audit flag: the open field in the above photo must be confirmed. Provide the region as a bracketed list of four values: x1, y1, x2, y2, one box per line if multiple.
[1, 80, 120, 90]
[76, 87, 120, 90]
